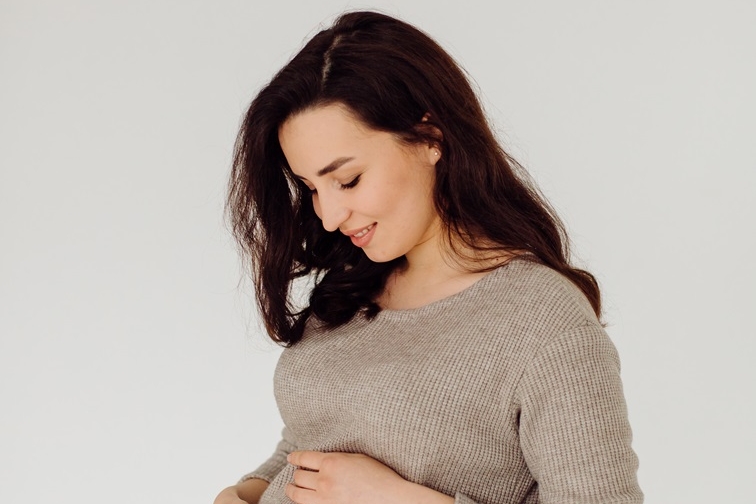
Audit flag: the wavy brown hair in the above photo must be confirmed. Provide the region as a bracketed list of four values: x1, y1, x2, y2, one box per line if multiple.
[228, 11, 601, 345]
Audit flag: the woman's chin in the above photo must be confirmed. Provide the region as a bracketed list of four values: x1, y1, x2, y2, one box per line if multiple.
[361, 248, 399, 264]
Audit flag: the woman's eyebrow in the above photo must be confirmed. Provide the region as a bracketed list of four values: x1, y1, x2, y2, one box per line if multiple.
[317, 156, 355, 177]
[293, 156, 356, 181]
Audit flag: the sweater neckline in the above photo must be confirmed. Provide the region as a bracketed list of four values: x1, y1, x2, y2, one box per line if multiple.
[374, 257, 523, 322]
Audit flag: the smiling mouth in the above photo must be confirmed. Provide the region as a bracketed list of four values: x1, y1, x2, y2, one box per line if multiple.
[351, 224, 375, 238]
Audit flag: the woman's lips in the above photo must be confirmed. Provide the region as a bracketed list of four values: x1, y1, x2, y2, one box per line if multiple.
[347, 223, 376, 247]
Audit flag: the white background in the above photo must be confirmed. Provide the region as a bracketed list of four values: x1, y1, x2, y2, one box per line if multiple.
[1, 1, 754, 503]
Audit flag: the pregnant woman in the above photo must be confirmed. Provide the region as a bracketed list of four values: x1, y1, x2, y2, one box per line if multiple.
[214, 10, 643, 504]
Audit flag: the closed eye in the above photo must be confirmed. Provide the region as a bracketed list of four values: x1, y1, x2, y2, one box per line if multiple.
[339, 174, 361, 190]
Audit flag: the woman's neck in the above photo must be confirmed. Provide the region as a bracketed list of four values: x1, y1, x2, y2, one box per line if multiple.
[379, 234, 514, 311]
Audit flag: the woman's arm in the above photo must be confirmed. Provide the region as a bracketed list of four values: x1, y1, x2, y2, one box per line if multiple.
[217, 426, 297, 503]
[517, 324, 643, 503]
[281, 323, 641, 504]
[213, 478, 269, 504]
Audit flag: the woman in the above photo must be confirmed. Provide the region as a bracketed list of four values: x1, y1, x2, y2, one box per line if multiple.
[215, 11, 642, 504]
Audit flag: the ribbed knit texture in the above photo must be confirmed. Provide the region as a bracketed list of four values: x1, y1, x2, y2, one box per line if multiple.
[241, 259, 643, 503]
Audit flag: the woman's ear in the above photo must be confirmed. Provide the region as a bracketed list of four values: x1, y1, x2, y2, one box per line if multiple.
[428, 146, 442, 165]
[416, 112, 444, 152]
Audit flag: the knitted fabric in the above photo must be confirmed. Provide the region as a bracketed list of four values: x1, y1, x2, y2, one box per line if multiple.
[241, 258, 643, 504]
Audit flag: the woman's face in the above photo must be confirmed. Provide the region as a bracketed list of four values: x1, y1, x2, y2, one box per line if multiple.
[278, 104, 441, 263]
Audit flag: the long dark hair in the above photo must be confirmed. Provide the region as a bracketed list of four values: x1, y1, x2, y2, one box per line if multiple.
[228, 11, 601, 345]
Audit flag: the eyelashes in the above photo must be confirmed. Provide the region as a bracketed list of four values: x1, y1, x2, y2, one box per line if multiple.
[303, 174, 362, 194]
[339, 174, 361, 190]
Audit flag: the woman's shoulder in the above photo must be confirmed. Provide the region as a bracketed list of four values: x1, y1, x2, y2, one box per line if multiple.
[480, 256, 601, 331]
[297, 256, 601, 345]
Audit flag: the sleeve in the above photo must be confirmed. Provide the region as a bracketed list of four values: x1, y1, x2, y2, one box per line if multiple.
[515, 323, 643, 504]
[238, 426, 298, 484]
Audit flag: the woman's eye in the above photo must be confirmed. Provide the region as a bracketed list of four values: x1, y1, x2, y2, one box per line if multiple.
[339, 174, 361, 190]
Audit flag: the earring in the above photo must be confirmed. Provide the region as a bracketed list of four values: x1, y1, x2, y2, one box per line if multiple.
[433, 150, 440, 157]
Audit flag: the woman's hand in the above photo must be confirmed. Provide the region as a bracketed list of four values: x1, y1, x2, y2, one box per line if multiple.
[213, 488, 248, 504]
[285, 451, 454, 504]
[213, 478, 269, 504]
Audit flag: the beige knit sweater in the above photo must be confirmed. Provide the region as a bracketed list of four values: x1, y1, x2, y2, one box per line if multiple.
[242, 258, 643, 503]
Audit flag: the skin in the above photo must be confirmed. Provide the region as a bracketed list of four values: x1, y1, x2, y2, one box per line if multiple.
[214, 103, 503, 504]
[280, 103, 498, 310]
[213, 479, 269, 504]
[279, 103, 442, 267]
[285, 451, 453, 504]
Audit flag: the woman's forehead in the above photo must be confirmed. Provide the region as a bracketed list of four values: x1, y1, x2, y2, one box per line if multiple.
[279, 105, 387, 174]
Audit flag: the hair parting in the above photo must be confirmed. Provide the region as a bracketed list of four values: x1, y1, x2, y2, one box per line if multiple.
[227, 11, 601, 345]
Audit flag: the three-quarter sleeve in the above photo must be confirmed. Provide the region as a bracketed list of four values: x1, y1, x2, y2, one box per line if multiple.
[515, 323, 643, 503]
[238, 426, 297, 484]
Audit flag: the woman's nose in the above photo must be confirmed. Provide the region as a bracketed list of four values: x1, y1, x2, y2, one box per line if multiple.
[313, 195, 351, 232]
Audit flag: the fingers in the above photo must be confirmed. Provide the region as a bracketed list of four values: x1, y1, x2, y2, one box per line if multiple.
[292, 468, 319, 490]
[286, 465, 320, 504]
[285, 482, 316, 503]
[287, 450, 326, 470]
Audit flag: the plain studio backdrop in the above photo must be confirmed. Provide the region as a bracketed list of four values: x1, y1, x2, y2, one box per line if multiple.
[1, 1, 754, 502]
